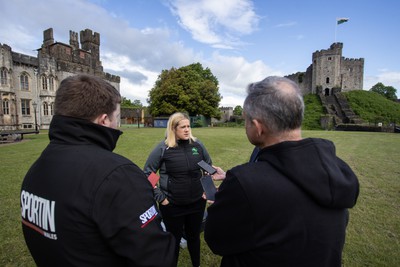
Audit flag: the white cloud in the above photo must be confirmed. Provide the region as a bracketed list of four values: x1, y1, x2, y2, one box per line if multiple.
[376, 71, 400, 89]
[364, 71, 400, 90]
[364, 71, 400, 98]
[275, 21, 297, 28]
[204, 52, 284, 106]
[102, 52, 160, 105]
[167, 0, 259, 48]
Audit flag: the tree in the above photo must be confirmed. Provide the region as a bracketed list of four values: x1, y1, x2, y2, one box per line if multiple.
[121, 97, 143, 108]
[147, 63, 222, 117]
[370, 82, 397, 101]
[233, 105, 243, 116]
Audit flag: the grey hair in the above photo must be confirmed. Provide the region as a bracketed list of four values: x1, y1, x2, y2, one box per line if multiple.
[243, 76, 304, 134]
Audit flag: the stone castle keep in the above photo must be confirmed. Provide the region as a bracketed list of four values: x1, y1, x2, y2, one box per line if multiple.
[286, 42, 364, 96]
[0, 28, 120, 130]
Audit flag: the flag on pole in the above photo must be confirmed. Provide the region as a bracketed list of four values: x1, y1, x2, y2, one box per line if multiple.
[337, 18, 349, 25]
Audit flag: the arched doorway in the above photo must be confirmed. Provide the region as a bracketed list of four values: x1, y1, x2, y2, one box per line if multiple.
[324, 88, 330, 96]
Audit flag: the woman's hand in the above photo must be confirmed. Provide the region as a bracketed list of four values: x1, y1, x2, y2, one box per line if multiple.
[202, 192, 215, 204]
[161, 198, 169, 206]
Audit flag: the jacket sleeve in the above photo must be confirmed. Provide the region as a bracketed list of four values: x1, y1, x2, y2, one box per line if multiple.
[92, 164, 175, 267]
[204, 170, 254, 256]
[143, 141, 167, 203]
[198, 140, 212, 165]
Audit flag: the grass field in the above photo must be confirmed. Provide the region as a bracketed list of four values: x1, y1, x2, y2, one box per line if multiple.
[1, 127, 399, 266]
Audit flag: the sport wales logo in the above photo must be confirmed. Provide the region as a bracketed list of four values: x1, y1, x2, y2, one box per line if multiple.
[192, 147, 199, 155]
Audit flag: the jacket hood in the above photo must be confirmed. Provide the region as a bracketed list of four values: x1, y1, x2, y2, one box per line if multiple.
[49, 115, 122, 151]
[257, 138, 359, 209]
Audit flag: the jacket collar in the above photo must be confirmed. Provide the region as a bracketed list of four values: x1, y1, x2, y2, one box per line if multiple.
[49, 115, 122, 151]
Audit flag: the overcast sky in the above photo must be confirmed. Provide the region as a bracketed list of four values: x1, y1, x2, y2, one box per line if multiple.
[1, 0, 399, 107]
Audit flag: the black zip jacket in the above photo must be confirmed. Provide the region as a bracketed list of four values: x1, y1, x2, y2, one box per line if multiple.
[205, 138, 359, 267]
[144, 139, 212, 205]
[21, 115, 175, 267]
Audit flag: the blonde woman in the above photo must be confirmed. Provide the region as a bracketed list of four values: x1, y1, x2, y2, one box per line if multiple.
[144, 112, 213, 267]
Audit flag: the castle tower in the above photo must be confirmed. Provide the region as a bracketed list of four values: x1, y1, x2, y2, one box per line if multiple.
[312, 43, 343, 95]
[42, 28, 54, 47]
[310, 43, 364, 95]
[69, 30, 79, 50]
[340, 57, 364, 92]
[80, 29, 102, 72]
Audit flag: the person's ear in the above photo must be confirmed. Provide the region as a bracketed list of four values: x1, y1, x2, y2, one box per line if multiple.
[93, 114, 108, 126]
[252, 119, 266, 137]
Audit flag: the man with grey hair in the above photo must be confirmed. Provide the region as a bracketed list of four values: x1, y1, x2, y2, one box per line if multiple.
[205, 76, 359, 267]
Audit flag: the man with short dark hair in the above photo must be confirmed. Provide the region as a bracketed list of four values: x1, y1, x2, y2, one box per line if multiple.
[21, 74, 175, 266]
[205, 76, 359, 267]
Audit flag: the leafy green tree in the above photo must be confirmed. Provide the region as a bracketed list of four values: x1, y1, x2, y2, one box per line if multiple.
[121, 97, 143, 108]
[370, 82, 397, 101]
[132, 99, 143, 108]
[147, 63, 222, 117]
[233, 105, 243, 116]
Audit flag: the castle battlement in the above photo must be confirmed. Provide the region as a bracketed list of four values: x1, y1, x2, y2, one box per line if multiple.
[104, 73, 121, 83]
[342, 57, 364, 62]
[0, 44, 12, 52]
[312, 42, 343, 59]
[12, 52, 38, 67]
[80, 29, 100, 46]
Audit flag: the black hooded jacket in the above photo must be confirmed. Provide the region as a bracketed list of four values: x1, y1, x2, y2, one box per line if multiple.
[21, 115, 175, 267]
[205, 138, 359, 267]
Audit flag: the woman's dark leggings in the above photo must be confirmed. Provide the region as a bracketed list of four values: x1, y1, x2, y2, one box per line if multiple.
[160, 199, 206, 267]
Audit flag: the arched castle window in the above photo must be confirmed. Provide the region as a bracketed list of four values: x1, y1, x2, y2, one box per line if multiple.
[20, 73, 29, 90]
[2, 98, 10, 115]
[43, 102, 49, 116]
[328, 57, 332, 60]
[1, 68, 8, 85]
[326, 77, 330, 84]
[50, 103, 54, 115]
[49, 76, 55, 91]
[42, 75, 48, 90]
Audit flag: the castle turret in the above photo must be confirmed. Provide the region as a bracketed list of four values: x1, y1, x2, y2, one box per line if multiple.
[69, 30, 79, 50]
[42, 28, 54, 47]
[312, 42, 343, 95]
[80, 29, 102, 73]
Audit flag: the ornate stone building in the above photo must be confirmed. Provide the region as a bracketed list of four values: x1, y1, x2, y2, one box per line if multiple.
[286, 42, 364, 96]
[0, 28, 120, 130]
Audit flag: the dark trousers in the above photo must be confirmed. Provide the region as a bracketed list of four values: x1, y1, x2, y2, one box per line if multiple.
[160, 198, 206, 267]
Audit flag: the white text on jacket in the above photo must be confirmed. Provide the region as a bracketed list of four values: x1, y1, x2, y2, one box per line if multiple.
[21, 190, 57, 239]
[139, 205, 158, 228]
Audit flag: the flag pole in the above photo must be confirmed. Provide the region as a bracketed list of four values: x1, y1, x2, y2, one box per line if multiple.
[335, 18, 338, 42]
[335, 18, 349, 43]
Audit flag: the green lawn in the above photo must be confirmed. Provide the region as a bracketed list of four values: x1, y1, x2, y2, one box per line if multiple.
[1, 127, 399, 266]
